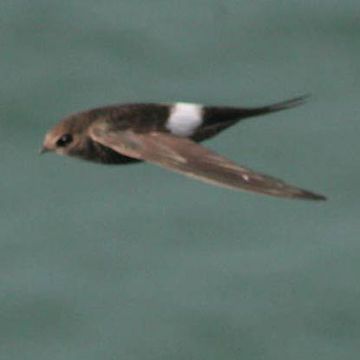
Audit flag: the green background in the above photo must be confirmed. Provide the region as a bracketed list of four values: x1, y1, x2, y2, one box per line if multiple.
[1, 1, 359, 359]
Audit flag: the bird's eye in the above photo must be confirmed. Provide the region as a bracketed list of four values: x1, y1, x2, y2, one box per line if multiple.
[56, 134, 73, 147]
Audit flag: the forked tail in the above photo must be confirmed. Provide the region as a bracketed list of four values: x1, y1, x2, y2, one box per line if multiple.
[203, 95, 310, 124]
[240, 94, 310, 118]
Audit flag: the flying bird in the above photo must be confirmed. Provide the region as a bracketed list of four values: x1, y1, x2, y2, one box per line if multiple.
[41, 96, 326, 201]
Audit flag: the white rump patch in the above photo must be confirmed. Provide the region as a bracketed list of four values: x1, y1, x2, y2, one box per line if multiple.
[166, 103, 203, 136]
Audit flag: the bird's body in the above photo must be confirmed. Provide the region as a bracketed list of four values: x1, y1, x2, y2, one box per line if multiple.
[41, 96, 326, 201]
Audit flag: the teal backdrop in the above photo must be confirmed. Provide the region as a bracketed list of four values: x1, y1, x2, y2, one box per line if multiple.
[1, 1, 359, 359]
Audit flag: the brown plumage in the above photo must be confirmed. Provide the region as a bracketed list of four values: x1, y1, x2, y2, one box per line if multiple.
[41, 96, 326, 201]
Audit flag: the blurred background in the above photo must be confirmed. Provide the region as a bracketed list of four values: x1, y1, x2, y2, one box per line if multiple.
[1, 1, 359, 359]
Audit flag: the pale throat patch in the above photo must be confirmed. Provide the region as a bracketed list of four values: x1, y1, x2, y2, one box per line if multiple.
[166, 102, 204, 136]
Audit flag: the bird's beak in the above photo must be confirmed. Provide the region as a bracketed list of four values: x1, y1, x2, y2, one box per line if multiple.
[39, 146, 50, 155]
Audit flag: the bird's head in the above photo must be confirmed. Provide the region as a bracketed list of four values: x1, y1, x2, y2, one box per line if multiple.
[40, 110, 127, 164]
[41, 113, 93, 158]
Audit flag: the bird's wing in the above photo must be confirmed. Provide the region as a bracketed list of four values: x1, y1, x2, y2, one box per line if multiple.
[90, 124, 325, 200]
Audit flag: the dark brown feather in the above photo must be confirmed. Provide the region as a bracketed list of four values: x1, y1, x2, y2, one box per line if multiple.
[193, 95, 309, 141]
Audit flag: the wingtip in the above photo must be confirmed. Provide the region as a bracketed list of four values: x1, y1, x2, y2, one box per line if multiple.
[297, 190, 327, 201]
